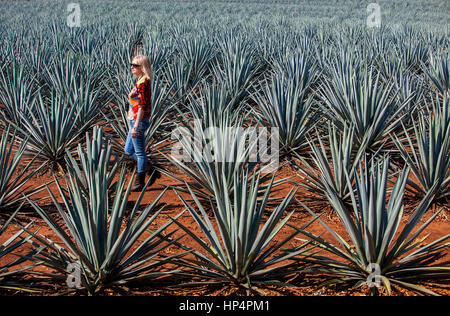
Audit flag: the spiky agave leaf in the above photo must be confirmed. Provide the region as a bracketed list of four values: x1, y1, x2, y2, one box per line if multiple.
[273, 50, 320, 98]
[376, 50, 406, 83]
[21, 37, 54, 85]
[293, 156, 450, 296]
[67, 27, 107, 56]
[391, 71, 425, 122]
[394, 35, 429, 73]
[69, 69, 111, 132]
[142, 34, 173, 75]
[178, 36, 215, 81]
[184, 80, 247, 131]
[63, 126, 120, 201]
[162, 110, 257, 202]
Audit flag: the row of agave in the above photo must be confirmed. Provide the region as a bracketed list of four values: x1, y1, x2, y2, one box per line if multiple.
[0, 124, 448, 296]
[0, 20, 449, 295]
[1, 0, 449, 32]
[0, 23, 448, 178]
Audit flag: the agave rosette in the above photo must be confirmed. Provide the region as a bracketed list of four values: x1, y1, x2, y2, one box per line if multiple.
[23, 127, 186, 294]
[294, 157, 450, 295]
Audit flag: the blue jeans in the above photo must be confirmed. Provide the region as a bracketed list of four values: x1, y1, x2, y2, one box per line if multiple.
[124, 118, 150, 173]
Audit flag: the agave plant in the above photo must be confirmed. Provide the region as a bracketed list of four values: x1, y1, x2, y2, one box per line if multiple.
[177, 36, 215, 80]
[163, 57, 207, 107]
[40, 53, 110, 129]
[63, 126, 121, 200]
[164, 37, 215, 105]
[104, 64, 136, 116]
[142, 35, 173, 76]
[68, 27, 106, 56]
[294, 156, 450, 296]
[375, 48, 404, 82]
[296, 122, 365, 205]
[256, 27, 292, 68]
[38, 53, 79, 96]
[0, 35, 13, 68]
[0, 124, 49, 212]
[423, 52, 449, 97]
[185, 80, 246, 130]
[21, 39, 54, 81]
[23, 127, 185, 294]
[113, 22, 146, 66]
[318, 63, 411, 155]
[212, 32, 262, 109]
[391, 96, 450, 203]
[17, 89, 90, 170]
[163, 84, 287, 203]
[170, 169, 317, 293]
[0, 61, 39, 128]
[391, 71, 424, 121]
[272, 50, 320, 97]
[252, 71, 317, 158]
[163, 109, 256, 202]
[394, 36, 429, 73]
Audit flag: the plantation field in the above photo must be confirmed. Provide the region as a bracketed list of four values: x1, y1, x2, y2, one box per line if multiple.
[0, 0, 449, 296]
[1, 158, 450, 296]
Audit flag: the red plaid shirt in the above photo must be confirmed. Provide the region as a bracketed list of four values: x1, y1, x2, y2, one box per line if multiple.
[129, 77, 151, 120]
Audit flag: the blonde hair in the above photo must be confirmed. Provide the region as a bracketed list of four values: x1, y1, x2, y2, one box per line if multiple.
[133, 55, 153, 82]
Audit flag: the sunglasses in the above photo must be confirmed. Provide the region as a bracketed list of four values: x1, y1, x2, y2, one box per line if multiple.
[130, 63, 141, 68]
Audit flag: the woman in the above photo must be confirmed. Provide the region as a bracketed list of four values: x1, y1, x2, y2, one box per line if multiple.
[124, 55, 152, 191]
